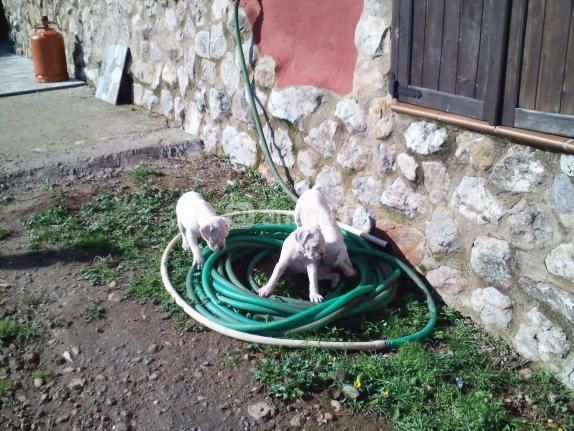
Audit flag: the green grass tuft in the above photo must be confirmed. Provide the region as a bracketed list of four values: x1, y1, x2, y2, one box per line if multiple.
[0, 379, 10, 397]
[80, 259, 119, 286]
[130, 163, 153, 186]
[0, 319, 37, 347]
[0, 227, 9, 240]
[83, 300, 105, 322]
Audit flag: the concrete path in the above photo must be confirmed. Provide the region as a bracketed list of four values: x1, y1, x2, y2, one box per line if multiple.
[0, 43, 85, 97]
[0, 86, 203, 195]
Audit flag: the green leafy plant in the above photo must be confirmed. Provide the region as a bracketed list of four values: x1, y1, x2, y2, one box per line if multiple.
[0, 227, 9, 240]
[83, 300, 105, 322]
[80, 259, 118, 286]
[0, 379, 11, 398]
[0, 319, 37, 346]
[130, 163, 153, 186]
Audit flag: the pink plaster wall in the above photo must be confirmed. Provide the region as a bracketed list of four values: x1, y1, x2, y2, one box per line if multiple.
[241, 0, 363, 95]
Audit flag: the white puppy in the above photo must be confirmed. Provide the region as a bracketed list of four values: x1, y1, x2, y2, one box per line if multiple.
[176, 191, 230, 269]
[259, 187, 356, 303]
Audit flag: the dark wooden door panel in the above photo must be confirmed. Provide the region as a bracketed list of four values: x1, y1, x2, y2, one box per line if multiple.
[421, 0, 445, 90]
[392, 0, 509, 124]
[502, 0, 528, 126]
[503, 0, 574, 137]
[410, 0, 426, 87]
[562, 10, 574, 115]
[438, 0, 462, 94]
[519, 0, 546, 110]
[456, 0, 484, 97]
[536, 0, 572, 114]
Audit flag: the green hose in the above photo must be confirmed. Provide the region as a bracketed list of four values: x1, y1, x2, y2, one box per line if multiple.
[176, 223, 437, 347]
[232, 0, 298, 203]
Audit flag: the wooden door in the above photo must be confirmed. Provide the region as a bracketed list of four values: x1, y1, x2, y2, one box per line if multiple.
[502, 0, 574, 138]
[391, 0, 511, 125]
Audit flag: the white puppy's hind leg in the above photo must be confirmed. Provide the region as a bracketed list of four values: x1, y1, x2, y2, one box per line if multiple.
[339, 252, 357, 278]
[317, 264, 341, 288]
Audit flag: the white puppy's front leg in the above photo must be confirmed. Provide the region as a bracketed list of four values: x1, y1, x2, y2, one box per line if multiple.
[187, 233, 205, 270]
[306, 262, 323, 303]
[259, 258, 289, 298]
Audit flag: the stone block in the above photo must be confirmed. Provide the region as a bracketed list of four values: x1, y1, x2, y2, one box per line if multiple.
[404, 121, 448, 155]
[451, 176, 506, 224]
[381, 178, 426, 218]
[470, 236, 512, 288]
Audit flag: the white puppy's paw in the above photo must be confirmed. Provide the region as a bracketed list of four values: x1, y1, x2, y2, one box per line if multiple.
[193, 256, 205, 270]
[182, 241, 191, 251]
[259, 284, 274, 298]
[309, 292, 324, 303]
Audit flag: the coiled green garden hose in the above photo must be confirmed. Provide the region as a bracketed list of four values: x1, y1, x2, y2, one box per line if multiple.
[161, 210, 437, 350]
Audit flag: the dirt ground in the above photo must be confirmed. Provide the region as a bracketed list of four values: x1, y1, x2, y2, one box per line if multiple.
[0, 155, 392, 431]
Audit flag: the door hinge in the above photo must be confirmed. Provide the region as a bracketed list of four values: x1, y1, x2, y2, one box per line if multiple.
[388, 72, 422, 99]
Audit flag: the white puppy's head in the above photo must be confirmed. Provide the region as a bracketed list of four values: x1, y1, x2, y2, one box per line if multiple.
[294, 225, 325, 261]
[200, 216, 231, 252]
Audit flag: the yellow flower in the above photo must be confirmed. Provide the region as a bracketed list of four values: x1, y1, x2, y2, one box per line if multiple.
[557, 428, 563, 431]
[353, 376, 362, 389]
[383, 390, 390, 398]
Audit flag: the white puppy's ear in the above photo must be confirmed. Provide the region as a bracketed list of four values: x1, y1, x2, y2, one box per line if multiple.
[199, 224, 212, 239]
[222, 217, 231, 231]
[295, 227, 311, 245]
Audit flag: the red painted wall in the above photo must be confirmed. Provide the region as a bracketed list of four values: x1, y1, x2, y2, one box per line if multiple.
[241, 0, 363, 95]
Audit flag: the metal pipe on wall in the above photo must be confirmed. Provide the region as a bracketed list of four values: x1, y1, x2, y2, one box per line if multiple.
[391, 102, 574, 155]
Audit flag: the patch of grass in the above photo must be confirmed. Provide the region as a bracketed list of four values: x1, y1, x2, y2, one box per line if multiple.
[0, 319, 37, 347]
[130, 164, 153, 186]
[80, 258, 119, 286]
[220, 354, 240, 369]
[0, 379, 10, 397]
[41, 180, 53, 191]
[23, 206, 73, 248]
[83, 300, 105, 322]
[0, 227, 9, 240]
[253, 304, 573, 430]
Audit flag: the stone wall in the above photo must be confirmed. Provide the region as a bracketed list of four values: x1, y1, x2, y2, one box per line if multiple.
[4, 0, 574, 389]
